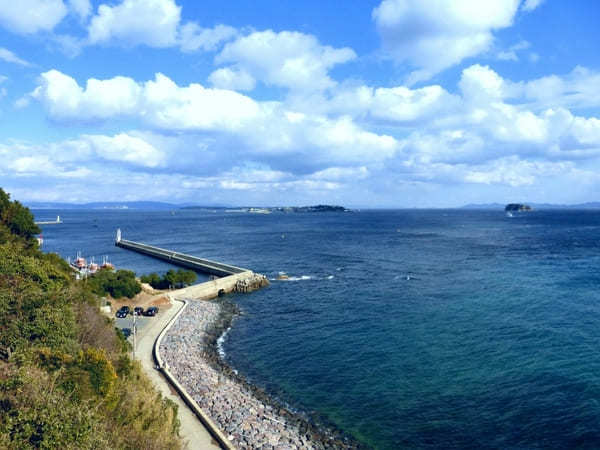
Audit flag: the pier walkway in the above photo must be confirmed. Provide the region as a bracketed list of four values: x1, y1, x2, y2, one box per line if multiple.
[115, 229, 247, 277]
[35, 215, 62, 225]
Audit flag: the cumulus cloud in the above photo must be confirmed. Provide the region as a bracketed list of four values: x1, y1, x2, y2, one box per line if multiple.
[215, 30, 356, 91]
[82, 133, 166, 167]
[321, 83, 460, 124]
[88, 0, 181, 47]
[0, 0, 67, 34]
[86, 0, 237, 52]
[31, 70, 142, 121]
[31, 70, 400, 169]
[23, 62, 600, 205]
[208, 67, 256, 91]
[372, 0, 521, 83]
[178, 23, 238, 52]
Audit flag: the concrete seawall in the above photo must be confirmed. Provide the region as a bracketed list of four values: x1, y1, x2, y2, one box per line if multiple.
[153, 298, 235, 450]
[170, 271, 268, 300]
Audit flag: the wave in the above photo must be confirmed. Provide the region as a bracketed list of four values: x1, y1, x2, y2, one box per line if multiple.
[217, 326, 231, 359]
[286, 275, 312, 281]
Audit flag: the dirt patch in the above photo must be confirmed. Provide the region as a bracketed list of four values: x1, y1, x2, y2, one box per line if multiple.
[139, 282, 168, 295]
[108, 291, 172, 311]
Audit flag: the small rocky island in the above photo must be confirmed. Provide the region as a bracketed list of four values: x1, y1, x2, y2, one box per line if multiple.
[505, 203, 532, 212]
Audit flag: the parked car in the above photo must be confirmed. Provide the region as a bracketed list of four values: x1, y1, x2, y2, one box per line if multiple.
[121, 328, 132, 338]
[133, 306, 144, 316]
[144, 306, 159, 317]
[115, 306, 130, 318]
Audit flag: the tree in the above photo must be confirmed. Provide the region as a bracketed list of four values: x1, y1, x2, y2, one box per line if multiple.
[0, 188, 40, 240]
[140, 269, 197, 290]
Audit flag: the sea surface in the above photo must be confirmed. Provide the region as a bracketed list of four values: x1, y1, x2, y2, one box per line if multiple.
[37, 208, 600, 449]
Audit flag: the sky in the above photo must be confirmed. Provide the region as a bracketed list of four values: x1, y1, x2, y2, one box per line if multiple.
[1, 0, 600, 207]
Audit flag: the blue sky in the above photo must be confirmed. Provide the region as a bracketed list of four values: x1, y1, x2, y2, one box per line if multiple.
[1, 0, 600, 207]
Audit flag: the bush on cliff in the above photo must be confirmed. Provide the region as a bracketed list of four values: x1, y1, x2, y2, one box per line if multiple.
[0, 188, 182, 449]
[87, 268, 142, 299]
[141, 269, 197, 289]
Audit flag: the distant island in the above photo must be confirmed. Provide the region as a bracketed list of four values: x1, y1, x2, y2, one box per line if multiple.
[505, 203, 532, 212]
[183, 204, 350, 213]
[463, 202, 600, 210]
[271, 205, 349, 213]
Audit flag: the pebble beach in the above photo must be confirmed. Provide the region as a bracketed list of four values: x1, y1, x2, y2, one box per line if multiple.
[160, 299, 358, 450]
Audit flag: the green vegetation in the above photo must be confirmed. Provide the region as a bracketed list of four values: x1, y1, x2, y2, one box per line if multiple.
[141, 269, 197, 290]
[0, 190, 40, 245]
[88, 268, 142, 299]
[0, 188, 182, 449]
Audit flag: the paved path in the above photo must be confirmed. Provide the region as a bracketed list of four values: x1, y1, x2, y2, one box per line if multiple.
[134, 299, 221, 449]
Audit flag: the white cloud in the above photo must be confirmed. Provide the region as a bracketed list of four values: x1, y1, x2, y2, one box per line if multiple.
[208, 67, 256, 91]
[372, 0, 521, 83]
[325, 84, 460, 123]
[310, 166, 369, 181]
[497, 40, 531, 61]
[25, 63, 600, 205]
[215, 30, 356, 91]
[31, 70, 400, 168]
[178, 23, 237, 52]
[0, 48, 31, 67]
[522, 0, 545, 12]
[86, 0, 237, 53]
[68, 0, 91, 20]
[0, 0, 67, 34]
[459, 64, 507, 102]
[464, 157, 570, 187]
[32, 70, 142, 121]
[518, 66, 600, 110]
[88, 0, 181, 47]
[82, 133, 166, 167]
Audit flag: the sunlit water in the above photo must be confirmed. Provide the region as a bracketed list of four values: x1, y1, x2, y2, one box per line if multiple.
[38, 208, 600, 448]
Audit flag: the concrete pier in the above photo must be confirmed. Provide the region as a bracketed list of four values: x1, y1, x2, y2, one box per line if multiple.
[115, 229, 247, 277]
[35, 215, 62, 225]
[114, 230, 269, 296]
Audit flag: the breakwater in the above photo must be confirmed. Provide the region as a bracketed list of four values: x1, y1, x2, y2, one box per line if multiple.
[114, 228, 258, 279]
[35, 215, 62, 225]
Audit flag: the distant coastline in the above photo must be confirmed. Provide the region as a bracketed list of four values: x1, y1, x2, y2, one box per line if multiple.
[26, 200, 600, 211]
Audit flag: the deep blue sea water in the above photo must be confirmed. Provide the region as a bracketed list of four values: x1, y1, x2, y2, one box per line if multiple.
[37, 209, 600, 449]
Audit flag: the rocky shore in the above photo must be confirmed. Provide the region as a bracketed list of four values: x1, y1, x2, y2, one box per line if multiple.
[160, 299, 361, 449]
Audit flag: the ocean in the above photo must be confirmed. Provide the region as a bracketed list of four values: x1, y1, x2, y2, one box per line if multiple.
[37, 208, 600, 448]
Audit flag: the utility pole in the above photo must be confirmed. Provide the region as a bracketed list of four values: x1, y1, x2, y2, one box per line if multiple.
[132, 309, 137, 359]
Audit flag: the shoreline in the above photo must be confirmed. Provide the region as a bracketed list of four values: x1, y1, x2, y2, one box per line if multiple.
[160, 298, 363, 449]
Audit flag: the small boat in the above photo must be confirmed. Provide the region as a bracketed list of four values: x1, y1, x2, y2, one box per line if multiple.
[88, 257, 99, 273]
[277, 272, 289, 280]
[75, 251, 87, 269]
[101, 255, 114, 270]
